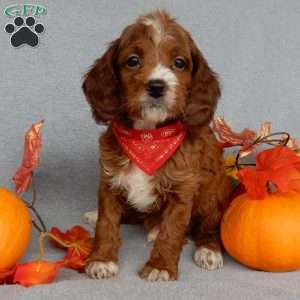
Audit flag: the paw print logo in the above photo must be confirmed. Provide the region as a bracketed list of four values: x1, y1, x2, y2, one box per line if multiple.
[5, 17, 44, 47]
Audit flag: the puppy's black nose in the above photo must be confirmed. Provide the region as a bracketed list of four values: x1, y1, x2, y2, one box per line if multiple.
[147, 80, 166, 99]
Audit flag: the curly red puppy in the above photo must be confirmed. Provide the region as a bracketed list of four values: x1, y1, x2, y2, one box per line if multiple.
[82, 10, 232, 281]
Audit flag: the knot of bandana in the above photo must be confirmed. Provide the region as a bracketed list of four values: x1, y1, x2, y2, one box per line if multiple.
[112, 121, 187, 175]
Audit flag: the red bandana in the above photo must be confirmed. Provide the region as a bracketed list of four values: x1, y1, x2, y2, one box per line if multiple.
[112, 121, 187, 175]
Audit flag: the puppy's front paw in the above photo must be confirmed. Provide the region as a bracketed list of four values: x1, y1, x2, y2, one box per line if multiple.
[139, 265, 175, 281]
[85, 261, 118, 279]
[194, 247, 223, 270]
[83, 210, 98, 227]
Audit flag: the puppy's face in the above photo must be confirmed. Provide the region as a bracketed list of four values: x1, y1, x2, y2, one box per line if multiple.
[83, 11, 220, 128]
[117, 17, 193, 127]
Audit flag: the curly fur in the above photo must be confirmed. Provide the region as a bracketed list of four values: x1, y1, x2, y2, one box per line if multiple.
[82, 10, 232, 280]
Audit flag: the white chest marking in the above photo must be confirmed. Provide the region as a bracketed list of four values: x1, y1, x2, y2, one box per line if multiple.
[111, 165, 157, 212]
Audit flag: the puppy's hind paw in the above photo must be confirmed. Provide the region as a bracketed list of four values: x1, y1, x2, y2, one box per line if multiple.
[83, 210, 98, 227]
[194, 247, 223, 270]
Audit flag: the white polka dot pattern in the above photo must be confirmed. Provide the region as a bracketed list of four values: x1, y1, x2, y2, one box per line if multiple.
[112, 121, 187, 175]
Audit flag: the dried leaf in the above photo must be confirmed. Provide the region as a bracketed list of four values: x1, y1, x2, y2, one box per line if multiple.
[238, 168, 269, 199]
[0, 266, 16, 284]
[13, 260, 62, 287]
[50, 226, 92, 246]
[212, 117, 257, 154]
[12, 120, 44, 193]
[258, 121, 272, 138]
[238, 146, 300, 199]
[50, 226, 93, 272]
[63, 249, 87, 272]
[256, 146, 300, 171]
[287, 137, 299, 151]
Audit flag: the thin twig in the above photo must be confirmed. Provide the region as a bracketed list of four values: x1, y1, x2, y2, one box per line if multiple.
[32, 220, 43, 233]
[258, 132, 290, 146]
[30, 205, 47, 232]
[234, 131, 290, 169]
[23, 174, 48, 232]
[38, 232, 46, 261]
[37, 232, 90, 262]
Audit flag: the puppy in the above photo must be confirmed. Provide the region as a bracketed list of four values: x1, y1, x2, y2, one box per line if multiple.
[82, 10, 232, 281]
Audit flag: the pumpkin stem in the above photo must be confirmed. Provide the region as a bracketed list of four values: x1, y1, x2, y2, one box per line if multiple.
[267, 181, 278, 193]
[29, 205, 47, 233]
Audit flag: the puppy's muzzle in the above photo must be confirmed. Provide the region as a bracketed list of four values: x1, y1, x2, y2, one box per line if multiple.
[146, 79, 167, 99]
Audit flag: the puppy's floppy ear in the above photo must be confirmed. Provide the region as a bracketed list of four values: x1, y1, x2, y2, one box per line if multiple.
[82, 39, 121, 124]
[185, 38, 221, 126]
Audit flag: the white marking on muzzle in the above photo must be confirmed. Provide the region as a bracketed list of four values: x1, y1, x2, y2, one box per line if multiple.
[148, 64, 177, 108]
[137, 64, 178, 128]
[148, 64, 178, 92]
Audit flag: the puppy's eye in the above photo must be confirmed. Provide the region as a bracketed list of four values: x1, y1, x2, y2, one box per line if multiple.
[126, 55, 141, 69]
[173, 57, 186, 70]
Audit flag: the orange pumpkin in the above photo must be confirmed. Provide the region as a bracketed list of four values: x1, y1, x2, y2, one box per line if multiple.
[221, 191, 300, 272]
[0, 187, 32, 270]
